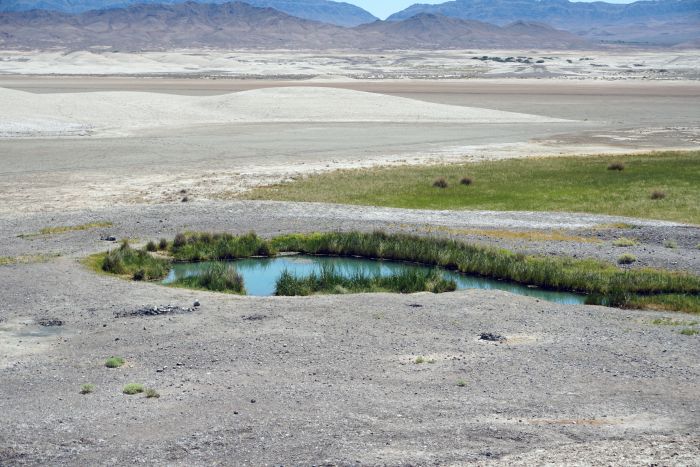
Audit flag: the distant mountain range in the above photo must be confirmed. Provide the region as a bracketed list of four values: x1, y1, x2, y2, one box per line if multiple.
[0, 0, 378, 27]
[0, 2, 589, 50]
[388, 0, 700, 45]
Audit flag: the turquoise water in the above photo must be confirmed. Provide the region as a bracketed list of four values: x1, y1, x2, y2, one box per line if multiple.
[163, 255, 586, 304]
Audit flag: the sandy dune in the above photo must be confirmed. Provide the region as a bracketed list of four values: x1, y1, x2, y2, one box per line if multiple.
[0, 86, 570, 137]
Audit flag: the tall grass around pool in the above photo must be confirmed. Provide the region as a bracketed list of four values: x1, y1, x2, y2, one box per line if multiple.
[274, 264, 456, 296]
[170, 263, 246, 295]
[88, 231, 700, 313]
[271, 231, 700, 311]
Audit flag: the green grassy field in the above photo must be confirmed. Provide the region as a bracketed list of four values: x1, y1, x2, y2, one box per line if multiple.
[244, 151, 700, 224]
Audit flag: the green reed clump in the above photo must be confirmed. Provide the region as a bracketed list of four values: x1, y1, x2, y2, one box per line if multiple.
[271, 231, 700, 309]
[274, 264, 456, 296]
[170, 232, 276, 262]
[170, 263, 246, 294]
[101, 241, 169, 280]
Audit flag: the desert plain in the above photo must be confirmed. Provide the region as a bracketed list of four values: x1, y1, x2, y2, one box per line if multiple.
[1, 48, 699, 465]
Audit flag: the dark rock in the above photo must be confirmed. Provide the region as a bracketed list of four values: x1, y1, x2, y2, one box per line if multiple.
[37, 318, 64, 327]
[480, 332, 506, 342]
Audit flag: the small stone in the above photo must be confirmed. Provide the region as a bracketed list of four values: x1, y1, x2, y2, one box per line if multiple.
[193, 300, 201, 307]
[250, 399, 256, 404]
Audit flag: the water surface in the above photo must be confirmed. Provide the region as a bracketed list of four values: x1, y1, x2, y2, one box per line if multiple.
[163, 255, 586, 304]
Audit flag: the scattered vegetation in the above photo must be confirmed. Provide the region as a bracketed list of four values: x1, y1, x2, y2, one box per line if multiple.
[272, 231, 700, 311]
[650, 317, 699, 326]
[417, 225, 599, 243]
[629, 294, 700, 314]
[100, 241, 169, 281]
[612, 237, 638, 247]
[274, 265, 456, 296]
[460, 177, 473, 186]
[122, 383, 145, 395]
[617, 253, 637, 265]
[170, 263, 246, 294]
[663, 239, 678, 249]
[0, 253, 60, 266]
[650, 190, 666, 200]
[18, 221, 113, 239]
[170, 232, 275, 262]
[158, 238, 169, 250]
[80, 384, 95, 395]
[145, 240, 157, 252]
[105, 356, 126, 368]
[414, 356, 436, 364]
[244, 151, 700, 224]
[456, 379, 467, 387]
[607, 162, 625, 171]
[433, 178, 448, 188]
[679, 328, 699, 336]
[144, 388, 160, 399]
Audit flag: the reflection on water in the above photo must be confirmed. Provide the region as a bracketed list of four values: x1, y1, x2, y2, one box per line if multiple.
[163, 255, 586, 304]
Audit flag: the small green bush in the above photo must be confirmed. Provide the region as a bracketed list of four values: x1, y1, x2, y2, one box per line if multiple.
[607, 162, 625, 171]
[613, 237, 638, 247]
[123, 383, 144, 395]
[433, 178, 448, 188]
[617, 253, 637, 265]
[145, 241, 157, 252]
[158, 238, 168, 250]
[460, 177, 473, 186]
[414, 356, 425, 364]
[680, 328, 699, 336]
[663, 239, 678, 249]
[101, 243, 169, 280]
[105, 356, 125, 368]
[144, 388, 160, 399]
[456, 379, 467, 387]
[80, 384, 95, 394]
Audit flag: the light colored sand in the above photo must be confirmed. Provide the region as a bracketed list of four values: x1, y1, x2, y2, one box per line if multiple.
[1, 49, 698, 80]
[0, 86, 570, 137]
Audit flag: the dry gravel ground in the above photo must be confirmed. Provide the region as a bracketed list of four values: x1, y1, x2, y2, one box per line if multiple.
[1, 202, 699, 465]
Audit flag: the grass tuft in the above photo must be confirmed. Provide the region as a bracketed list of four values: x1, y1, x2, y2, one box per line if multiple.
[105, 356, 125, 368]
[170, 232, 275, 262]
[456, 379, 467, 387]
[679, 328, 699, 336]
[122, 383, 144, 395]
[663, 239, 678, 249]
[617, 253, 637, 265]
[145, 388, 160, 399]
[613, 237, 638, 247]
[146, 241, 157, 252]
[460, 177, 473, 186]
[607, 162, 625, 171]
[100, 242, 169, 280]
[650, 190, 666, 200]
[80, 384, 95, 394]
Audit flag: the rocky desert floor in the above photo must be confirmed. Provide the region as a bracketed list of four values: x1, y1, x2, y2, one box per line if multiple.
[0, 50, 699, 465]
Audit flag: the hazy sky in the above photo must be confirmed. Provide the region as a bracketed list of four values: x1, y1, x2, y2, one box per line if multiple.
[347, 0, 634, 19]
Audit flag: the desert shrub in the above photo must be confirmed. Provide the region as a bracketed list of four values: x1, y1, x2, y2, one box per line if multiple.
[663, 239, 678, 249]
[433, 178, 448, 188]
[122, 383, 144, 395]
[145, 241, 157, 252]
[145, 388, 160, 398]
[105, 356, 125, 368]
[460, 177, 473, 185]
[650, 190, 666, 200]
[607, 162, 625, 171]
[80, 384, 95, 394]
[617, 253, 637, 265]
[158, 238, 168, 250]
